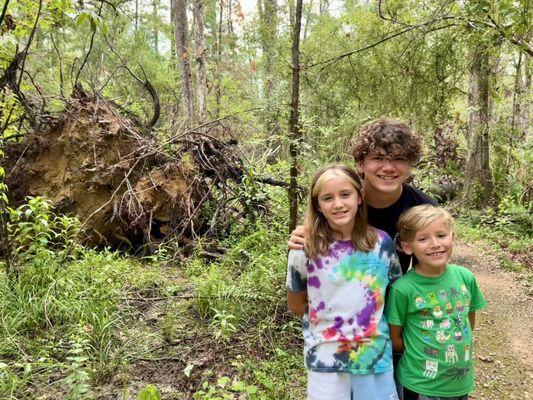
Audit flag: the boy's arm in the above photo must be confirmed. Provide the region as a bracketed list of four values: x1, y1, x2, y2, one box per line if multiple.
[288, 225, 306, 250]
[287, 291, 308, 315]
[468, 312, 476, 331]
[389, 325, 405, 352]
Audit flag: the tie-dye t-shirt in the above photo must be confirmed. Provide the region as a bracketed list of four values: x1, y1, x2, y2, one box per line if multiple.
[286, 230, 401, 374]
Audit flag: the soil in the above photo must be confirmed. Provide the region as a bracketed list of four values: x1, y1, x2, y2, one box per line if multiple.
[451, 241, 533, 400]
[4, 88, 204, 248]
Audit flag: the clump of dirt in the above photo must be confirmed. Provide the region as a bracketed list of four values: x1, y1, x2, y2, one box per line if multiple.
[4, 87, 238, 249]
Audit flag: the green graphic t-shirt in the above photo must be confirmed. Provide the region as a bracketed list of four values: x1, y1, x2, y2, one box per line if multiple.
[385, 264, 486, 397]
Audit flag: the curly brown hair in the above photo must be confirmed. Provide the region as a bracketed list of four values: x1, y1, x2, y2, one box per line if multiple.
[349, 117, 422, 163]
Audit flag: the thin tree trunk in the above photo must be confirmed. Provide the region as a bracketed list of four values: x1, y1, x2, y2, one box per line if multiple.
[192, 0, 208, 123]
[152, 0, 159, 54]
[521, 55, 531, 141]
[303, 0, 312, 40]
[288, 0, 303, 231]
[258, 0, 279, 162]
[509, 49, 523, 167]
[214, 0, 223, 118]
[172, 0, 196, 126]
[464, 41, 492, 206]
[134, 0, 138, 32]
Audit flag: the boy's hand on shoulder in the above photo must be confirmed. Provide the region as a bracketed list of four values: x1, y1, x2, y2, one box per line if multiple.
[288, 225, 306, 250]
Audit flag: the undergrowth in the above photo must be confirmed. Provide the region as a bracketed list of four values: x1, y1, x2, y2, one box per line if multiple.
[455, 199, 532, 272]
[0, 197, 164, 399]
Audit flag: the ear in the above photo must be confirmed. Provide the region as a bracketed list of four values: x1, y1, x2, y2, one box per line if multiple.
[400, 241, 414, 255]
[357, 160, 364, 175]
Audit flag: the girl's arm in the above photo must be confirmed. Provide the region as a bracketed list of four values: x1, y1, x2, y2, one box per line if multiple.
[468, 311, 476, 331]
[389, 324, 405, 352]
[287, 290, 308, 315]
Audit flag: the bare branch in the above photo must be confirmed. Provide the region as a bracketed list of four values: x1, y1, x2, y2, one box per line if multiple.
[305, 17, 456, 71]
[0, 0, 10, 29]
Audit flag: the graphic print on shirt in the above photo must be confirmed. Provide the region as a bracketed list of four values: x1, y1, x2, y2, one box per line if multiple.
[424, 360, 438, 378]
[411, 283, 475, 378]
[464, 345, 470, 362]
[445, 345, 458, 364]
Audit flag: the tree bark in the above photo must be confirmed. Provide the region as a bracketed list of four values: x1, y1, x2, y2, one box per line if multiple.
[464, 41, 492, 206]
[192, 0, 208, 123]
[288, 0, 303, 232]
[258, 0, 279, 162]
[214, 0, 223, 118]
[172, 0, 196, 126]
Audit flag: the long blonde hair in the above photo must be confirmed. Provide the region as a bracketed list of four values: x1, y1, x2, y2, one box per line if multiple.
[305, 165, 377, 259]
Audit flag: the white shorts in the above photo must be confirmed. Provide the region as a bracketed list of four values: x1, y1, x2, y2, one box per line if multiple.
[307, 370, 399, 400]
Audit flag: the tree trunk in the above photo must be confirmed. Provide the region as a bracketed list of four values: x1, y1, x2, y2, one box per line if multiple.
[134, 0, 138, 32]
[172, 0, 196, 126]
[464, 42, 492, 206]
[288, 0, 303, 232]
[192, 0, 208, 123]
[152, 0, 159, 54]
[258, 0, 279, 162]
[214, 0, 223, 118]
[522, 55, 531, 141]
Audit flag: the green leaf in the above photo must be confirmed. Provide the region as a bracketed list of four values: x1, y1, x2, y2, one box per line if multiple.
[217, 376, 231, 387]
[138, 384, 161, 400]
[230, 380, 245, 392]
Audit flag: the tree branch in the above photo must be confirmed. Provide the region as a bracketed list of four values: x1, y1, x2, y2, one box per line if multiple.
[0, 0, 10, 29]
[305, 17, 456, 71]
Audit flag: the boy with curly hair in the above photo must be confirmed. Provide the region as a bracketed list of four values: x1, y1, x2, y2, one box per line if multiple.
[289, 116, 435, 273]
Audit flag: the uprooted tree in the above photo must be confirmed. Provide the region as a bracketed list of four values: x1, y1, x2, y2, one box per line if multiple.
[3, 83, 283, 251]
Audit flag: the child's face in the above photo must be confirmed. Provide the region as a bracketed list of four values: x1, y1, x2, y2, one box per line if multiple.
[317, 176, 361, 239]
[401, 217, 454, 272]
[359, 148, 410, 196]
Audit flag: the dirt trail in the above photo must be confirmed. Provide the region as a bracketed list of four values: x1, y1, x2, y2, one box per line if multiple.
[452, 241, 533, 400]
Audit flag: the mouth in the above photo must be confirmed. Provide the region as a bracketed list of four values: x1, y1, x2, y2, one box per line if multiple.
[427, 251, 446, 257]
[377, 175, 399, 181]
[332, 210, 348, 217]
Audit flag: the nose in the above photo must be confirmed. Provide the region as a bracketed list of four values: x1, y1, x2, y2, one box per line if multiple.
[381, 159, 396, 170]
[333, 196, 343, 208]
[429, 236, 439, 247]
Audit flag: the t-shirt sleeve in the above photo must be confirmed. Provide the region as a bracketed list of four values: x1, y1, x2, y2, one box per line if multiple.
[380, 232, 402, 283]
[286, 249, 308, 292]
[388, 251, 402, 284]
[384, 284, 408, 326]
[467, 273, 487, 312]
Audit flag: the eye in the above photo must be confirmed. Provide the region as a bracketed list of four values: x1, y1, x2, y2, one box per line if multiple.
[320, 195, 332, 201]
[393, 157, 408, 162]
[416, 237, 428, 242]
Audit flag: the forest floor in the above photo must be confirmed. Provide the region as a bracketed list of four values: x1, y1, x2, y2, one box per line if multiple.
[97, 237, 533, 399]
[452, 241, 533, 400]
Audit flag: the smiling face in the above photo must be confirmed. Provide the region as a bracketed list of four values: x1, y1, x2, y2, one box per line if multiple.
[317, 175, 362, 240]
[359, 148, 410, 201]
[401, 217, 454, 276]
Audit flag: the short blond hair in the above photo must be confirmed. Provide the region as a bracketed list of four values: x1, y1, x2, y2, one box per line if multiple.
[397, 205, 454, 242]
